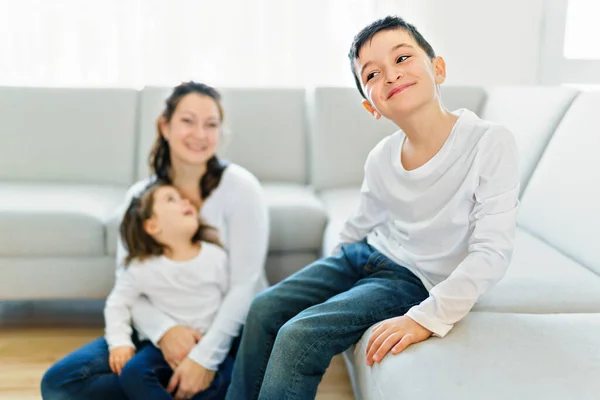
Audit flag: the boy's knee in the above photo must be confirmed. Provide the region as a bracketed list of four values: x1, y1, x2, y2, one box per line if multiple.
[274, 319, 336, 373]
[247, 290, 279, 324]
[277, 319, 312, 348]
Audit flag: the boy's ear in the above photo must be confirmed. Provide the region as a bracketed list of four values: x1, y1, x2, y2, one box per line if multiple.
[144, 218, 160, 236]
[432, 56, 447, 85]
[362, 100, 381, 120]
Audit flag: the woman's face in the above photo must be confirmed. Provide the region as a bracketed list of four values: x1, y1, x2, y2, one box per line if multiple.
[161, 93, 222, 166]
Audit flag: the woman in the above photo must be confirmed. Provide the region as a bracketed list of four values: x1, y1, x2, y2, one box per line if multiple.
[41, 81, 269, 400]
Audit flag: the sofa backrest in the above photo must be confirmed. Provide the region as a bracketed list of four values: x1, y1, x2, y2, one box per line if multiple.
[0, 87, 138, 185]
[480, 87, 578, 193]
[136, 87, 308, 184]
[308, 86, 487, 191]
[518, 92, 600, 275]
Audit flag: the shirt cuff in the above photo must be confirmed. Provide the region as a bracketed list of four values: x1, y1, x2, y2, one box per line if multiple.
[187, 342, 220, 371]
[405, 307, 453, 338]
[106, 336, 136, 350]
[143, 320, 179, 347]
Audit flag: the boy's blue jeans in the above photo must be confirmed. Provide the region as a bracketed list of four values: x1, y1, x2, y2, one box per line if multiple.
[41, 333, 239, 400]
[226, 239, 429, 400]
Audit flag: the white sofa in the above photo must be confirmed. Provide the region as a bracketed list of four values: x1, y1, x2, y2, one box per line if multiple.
[1, 85, 599, 398]
[0, 86, 327, 298]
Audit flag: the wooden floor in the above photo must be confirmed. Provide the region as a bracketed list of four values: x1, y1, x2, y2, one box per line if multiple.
[0, 301, 354, 400]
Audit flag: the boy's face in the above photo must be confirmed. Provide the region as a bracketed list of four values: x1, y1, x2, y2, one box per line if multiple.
[354, 28, 446, 120]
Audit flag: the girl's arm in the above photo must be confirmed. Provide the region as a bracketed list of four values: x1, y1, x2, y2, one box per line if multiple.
[114, 179, 180, 344]
[116, 236, 180, 344]
[104, 269, 142, 349]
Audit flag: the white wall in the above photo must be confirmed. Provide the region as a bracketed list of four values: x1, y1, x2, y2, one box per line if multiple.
[390, 0, 545, 86]
[0, 0, 546, 87]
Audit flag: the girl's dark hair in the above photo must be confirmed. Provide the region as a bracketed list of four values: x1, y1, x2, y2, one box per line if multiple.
[149, 81, 228, 199]
[120, 181, 222, 265]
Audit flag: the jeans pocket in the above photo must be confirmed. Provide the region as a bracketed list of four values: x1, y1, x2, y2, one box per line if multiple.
[363, 252, 389, 274]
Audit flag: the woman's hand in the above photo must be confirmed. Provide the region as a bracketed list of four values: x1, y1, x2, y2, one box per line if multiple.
[365, 315, 432, 366]
[166, 357, 216, 400]
[109, 346, 135, 375]
[158, 326, 203, 369]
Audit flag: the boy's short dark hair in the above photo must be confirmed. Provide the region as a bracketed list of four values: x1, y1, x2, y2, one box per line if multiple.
[348, 16, 436, 99]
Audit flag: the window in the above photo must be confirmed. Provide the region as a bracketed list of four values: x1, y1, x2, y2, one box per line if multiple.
[540, 0, 600, 84]
[564, 0, 600, 59]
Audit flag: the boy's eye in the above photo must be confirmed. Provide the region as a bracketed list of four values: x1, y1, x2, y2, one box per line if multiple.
[396, 55, 410, 63]
[182, 118, 192, 124]
[366, 71, 378, 82]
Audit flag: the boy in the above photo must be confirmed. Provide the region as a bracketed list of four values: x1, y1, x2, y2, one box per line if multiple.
[226, 15, 519, 400]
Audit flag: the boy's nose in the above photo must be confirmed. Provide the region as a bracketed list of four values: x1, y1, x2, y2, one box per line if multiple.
[386, 68, 403, 84]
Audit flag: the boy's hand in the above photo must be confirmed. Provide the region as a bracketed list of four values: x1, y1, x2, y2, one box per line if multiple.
[366, 315, 431, 366]
[109, 346, 135, 375]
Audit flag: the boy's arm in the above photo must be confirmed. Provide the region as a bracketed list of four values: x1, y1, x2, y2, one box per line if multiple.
[334, 153, 388, 253]
[406, 131, 520, 337]
[104, 269, 142, 349]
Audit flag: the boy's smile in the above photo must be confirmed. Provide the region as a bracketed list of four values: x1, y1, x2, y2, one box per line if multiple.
[386, 82, 416, 99]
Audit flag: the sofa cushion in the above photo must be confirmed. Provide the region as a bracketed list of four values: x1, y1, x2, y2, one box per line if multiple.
[263, 184, 328, 252]
[309, 86, 486, 190]
[0, 257, 116, 299]
[518, 92, 600, 276]
[0, 87, 138, 185]
[319, 187, 361, 256]
[106, 196, 129, 258]
[219, 88, 308, 183]
[480, 86, 578, 192]
[474, 228, 600, 313]
[0, 183, 126, 257]
[136, 87, 308, 184]
[265, 252, 318, 285]
[347, 313, 600, 400]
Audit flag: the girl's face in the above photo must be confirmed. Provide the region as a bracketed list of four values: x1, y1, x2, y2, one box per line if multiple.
[160, 93, 222, 166]
[144, 186, 199, 241]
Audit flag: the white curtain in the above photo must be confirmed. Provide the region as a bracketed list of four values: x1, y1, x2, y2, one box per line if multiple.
[0, 0, 400, 88]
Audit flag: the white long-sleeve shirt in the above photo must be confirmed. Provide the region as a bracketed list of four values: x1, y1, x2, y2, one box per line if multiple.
[105, 242, 228, 350]
[337, 109, 520, 337]
[114, 163, 269, 370]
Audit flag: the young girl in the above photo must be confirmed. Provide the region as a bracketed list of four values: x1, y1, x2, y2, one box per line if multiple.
[104, 181, 229, 400]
